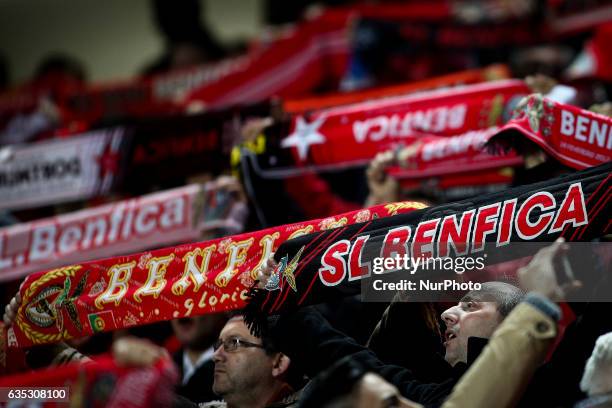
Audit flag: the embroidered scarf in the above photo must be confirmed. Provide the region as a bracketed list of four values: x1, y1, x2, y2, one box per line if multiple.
[7, 202, 425, 347]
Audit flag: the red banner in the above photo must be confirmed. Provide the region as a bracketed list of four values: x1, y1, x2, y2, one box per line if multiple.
[387, 127, 522, 179]
[279, 80, 530, 167]
[7, 202, 425, 347]
[0, 185, 206, 283]
[491, 94, 612, 170]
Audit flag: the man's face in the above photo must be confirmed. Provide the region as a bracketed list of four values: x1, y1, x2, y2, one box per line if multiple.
[353, 373, 423, 408]
[171, 314, 225, 350]
[212, 317, 276, 397]
[441, 299, 503, 366]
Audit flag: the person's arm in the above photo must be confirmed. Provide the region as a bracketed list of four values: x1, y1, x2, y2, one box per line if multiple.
[368, 298, 451, 383]
[3, 290, 90, 368]
[260, 257, 448, 405]
[364, 151, 400, 207]
[333, 294, 560, 408]
[272, 307, 447, 405]
[25, 342, 91, 368]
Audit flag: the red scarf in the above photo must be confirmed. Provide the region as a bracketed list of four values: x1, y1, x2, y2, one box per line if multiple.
[0, 354, 178, 408]
[490, 94, 612, 169]
[273, 80, 529, 170]
[0, 183, 248, 283]
[7, 202, 425, 348]
[387, 127, 522, 179]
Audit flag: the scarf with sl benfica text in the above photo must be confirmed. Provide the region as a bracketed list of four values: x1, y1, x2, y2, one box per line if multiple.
[6, 202, 425, 348]
[245, 162, 611, 332]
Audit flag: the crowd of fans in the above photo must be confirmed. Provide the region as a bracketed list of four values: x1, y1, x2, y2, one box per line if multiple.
[0, 1, 611, 407]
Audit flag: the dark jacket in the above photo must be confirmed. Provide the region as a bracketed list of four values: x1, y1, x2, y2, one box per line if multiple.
[274, 294, 612, 408]
[172, 350, 218, 404]
[272, 307, 467, 407]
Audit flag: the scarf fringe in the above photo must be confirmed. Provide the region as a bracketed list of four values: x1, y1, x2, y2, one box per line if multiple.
[243, 284, 269, 338]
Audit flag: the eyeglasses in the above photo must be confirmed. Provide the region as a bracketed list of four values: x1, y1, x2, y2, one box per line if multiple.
[213, 336, 265, 353]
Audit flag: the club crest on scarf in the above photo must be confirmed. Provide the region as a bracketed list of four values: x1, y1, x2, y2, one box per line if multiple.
[10, 202, 423, 347]
[491, 94, 611, 169]
[264, 246, 305, 292]
[25, 272, 89, 333]
[512, 94, 556, 136]
[14, 265, 85, 344]
[264, 256, 286, 291]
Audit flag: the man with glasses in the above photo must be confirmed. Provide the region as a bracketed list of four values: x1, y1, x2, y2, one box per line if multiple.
[207, 313, 302, 408]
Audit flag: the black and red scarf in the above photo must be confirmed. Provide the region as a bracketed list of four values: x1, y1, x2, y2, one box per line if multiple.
[246, 162, 611, 331]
